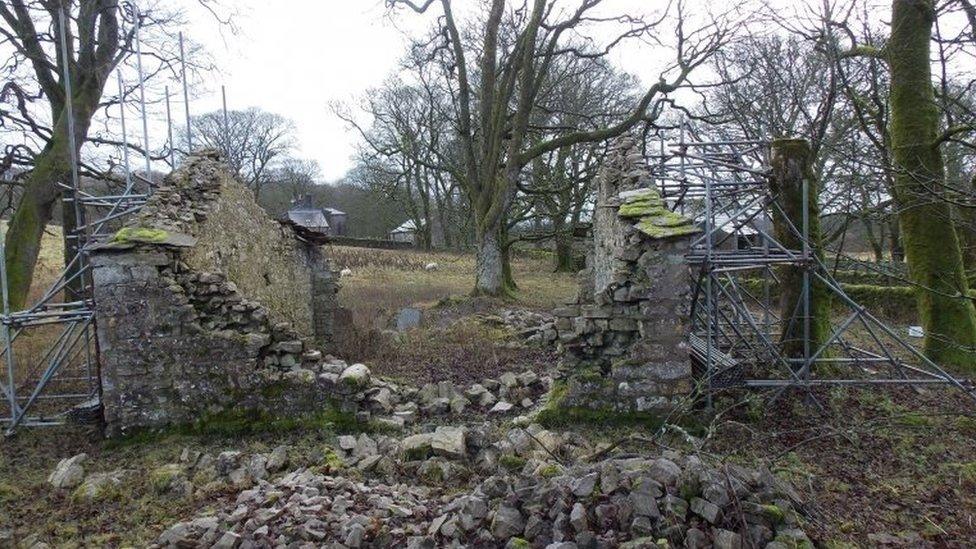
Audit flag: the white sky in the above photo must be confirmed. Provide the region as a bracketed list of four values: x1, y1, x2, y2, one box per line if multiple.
[182, 1, 419, 180]
[180, 0, 667, 181]
[4, 0, 907, 181]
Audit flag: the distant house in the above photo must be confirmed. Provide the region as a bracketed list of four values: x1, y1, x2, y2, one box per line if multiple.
[285, 207, 331, 234]
[281, 197, 348, 238]
[696, 211, 765, 250]
[323, 208, 348, 236]
[389, 219, 422, 244]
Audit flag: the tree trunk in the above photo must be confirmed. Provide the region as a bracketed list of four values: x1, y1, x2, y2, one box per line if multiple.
[552, 220, 576, 272]
[956, 175, 976, 273]
[862, 218, 884, 262]
[889, 216, 905, 261]
[4, 106, 91, 310]
[474, 222, 506, 295]
[500, 221, 517, 291]
[889, 0, 976, 368]
[769, 138, 832, 361]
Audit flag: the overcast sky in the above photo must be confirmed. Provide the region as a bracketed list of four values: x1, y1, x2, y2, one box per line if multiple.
[182, 1, 417, 180]
[180, 0, 667, 181]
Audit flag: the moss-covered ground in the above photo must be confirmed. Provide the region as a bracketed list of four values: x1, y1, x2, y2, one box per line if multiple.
[0, 424, 352, 546]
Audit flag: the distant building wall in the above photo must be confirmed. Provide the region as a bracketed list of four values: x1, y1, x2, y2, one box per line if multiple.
[325, 211, 348, 236]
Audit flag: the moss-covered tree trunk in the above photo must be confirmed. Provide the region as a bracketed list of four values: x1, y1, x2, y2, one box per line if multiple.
[769, 138, 832, 360]
[889, 0, 976, 368]
[955, 175, 976, 273]
[553, 226, 576, 272]
[551, 185, 577, 273]
[4, 98, 95, 310]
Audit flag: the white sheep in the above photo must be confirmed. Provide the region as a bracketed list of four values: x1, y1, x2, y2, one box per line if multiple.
[424, 262, 439, 271]
[339, 268, 353, 278]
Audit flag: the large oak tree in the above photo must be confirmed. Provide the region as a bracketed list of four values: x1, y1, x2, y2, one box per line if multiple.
[387, 0, 735, 295]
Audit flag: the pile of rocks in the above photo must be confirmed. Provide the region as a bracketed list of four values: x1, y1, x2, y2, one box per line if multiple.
[150, 445, 293, 496]
[408, 370, 550, 417]
[132, 150, 224, 234]
[485, 309, 559, 346]
[291, 361, 551, 428]
[331, 422, 576, 485]
[153, 448, 812, 548]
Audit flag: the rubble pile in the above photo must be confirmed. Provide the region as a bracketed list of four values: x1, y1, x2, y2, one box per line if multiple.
[309, 362, 552, 428]
[484, 309, 559, 346]
[151, 443, 811, 549]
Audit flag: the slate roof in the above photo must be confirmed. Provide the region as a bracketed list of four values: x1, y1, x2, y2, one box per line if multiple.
[286, 208, 330, 230]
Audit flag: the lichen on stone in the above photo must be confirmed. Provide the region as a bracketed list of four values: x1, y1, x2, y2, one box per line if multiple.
[618, 189, 665, 218]
[112, 227, 169, 244]
[635, 216, 699, 239]
[615, 188, 699, 239]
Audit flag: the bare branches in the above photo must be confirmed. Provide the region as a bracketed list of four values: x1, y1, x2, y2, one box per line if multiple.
[385, 0, 437, 14]
[186, 108, 296, 196]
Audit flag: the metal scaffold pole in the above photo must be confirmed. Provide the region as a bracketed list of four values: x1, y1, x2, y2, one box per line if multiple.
[0, 4, 193, 434]
[649, 131, 976, 408]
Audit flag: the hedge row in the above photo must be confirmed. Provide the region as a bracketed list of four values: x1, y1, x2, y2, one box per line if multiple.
[734, 279, 956, 323]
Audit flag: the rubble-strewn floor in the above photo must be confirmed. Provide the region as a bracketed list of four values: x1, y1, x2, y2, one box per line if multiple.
[3, 302, 975, 547]
[5, 377, 976, 547]
[150, 428, 811, 548]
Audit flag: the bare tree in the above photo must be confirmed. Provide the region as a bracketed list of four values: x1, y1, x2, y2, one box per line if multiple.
[517, 53, 638, 272]
[188, 107, 296, 199]
[386, 0, 738, 295]
[0, 0, 222, 309]
[338, 69, 462, 250]
[273, 157, 322, 202]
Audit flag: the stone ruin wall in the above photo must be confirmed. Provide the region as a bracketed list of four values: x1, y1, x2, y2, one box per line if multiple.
[128, 152, 324, 337]
[552, 137, 699, 416]
[91, 151, 345, 436]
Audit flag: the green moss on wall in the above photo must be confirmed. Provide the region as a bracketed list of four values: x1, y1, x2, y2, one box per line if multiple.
[113, 227, 169, 244]
[536, 381, 669, 428]
[617, 188, 699, 239]
[110, 405, 361, 443]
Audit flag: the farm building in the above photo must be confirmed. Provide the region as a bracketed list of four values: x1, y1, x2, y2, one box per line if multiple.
[282, 197, 348, 237]
[389, 219, 422, 244]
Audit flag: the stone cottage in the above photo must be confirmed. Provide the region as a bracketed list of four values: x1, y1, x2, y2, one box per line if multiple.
[90, 151, 347, 436]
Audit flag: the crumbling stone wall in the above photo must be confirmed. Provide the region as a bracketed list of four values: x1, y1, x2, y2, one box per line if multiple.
[127, 151, 335, 337]
[91, 151, 345, 435]
[550, 137, 698, 416]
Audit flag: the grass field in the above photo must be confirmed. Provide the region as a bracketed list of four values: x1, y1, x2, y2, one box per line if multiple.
[326, 244, 575, 384]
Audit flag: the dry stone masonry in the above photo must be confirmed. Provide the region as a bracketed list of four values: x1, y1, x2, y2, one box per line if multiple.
[551, 137, 699, 418]
[91, 151, 346, 436]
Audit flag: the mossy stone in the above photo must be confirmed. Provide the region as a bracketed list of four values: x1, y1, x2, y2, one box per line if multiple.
[113, 227, 169, 244]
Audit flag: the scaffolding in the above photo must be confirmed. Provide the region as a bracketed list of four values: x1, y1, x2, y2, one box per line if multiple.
[650, 130, 976, 407]
[0, 7, 195, 435]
